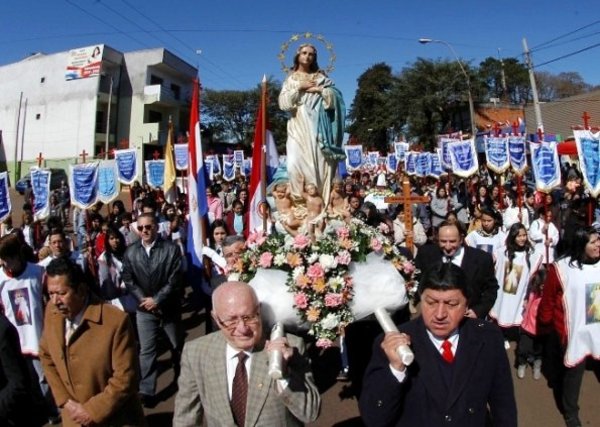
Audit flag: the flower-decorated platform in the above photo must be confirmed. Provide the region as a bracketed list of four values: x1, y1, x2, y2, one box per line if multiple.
[230, 218, 416, 348]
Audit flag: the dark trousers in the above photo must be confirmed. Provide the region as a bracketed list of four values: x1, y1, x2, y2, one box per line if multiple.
[516, 329, 542, 366]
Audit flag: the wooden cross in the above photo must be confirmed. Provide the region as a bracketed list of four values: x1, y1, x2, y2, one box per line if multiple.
[384, 175, 430, 252]
[582, 111, 590, 130]
[79, 149, 88, 163]
[36, 152, 44, 167]
[536, 128, 544, 142]
[152, 150, 161, 160]
[492, 122, 501, 137]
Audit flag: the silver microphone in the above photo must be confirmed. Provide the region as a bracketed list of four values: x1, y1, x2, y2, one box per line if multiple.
[374, 307, 415, 366]
[268, 322, 285, 379]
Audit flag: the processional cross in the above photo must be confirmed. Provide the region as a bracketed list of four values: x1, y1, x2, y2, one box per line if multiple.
[384, 175, 430, 253]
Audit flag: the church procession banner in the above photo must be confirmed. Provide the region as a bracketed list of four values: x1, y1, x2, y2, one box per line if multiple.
[448, 139, 479, 178]
[344, 145, 363, 171]
[0, 172, 12, 223]
[30, 167, 51, 221]
[222, 154, 236, 182]
[530, 141, 561, 193]
[174, 143, 189, 170]
[484, 136, 510, 174]
[428, 150, 445, 179]
[97, 160, 119, 204]
[145, 160, 165, 188]
[405, 152, 418, 175]
[69, 163, 99, 209]
[573, 129, 600, 197]
[114, 148, 137, 185]
[386, 153, 398, 173]
[415, 152, 430, 177]
[508, 136, 528, 175]
[394, 142, 409, 162]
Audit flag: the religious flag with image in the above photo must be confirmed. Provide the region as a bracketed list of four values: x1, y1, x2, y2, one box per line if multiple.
[530, 140, 561, 193]
[0, 172, 9, 223]
[573, 129, 600, 197]
[30, 167, 51, 221]
[485, 136, 510, 174]
[174, 143, 188, 170]
[429, 149, 445, 179]
[344, 145, 363, 171]
[187, 78, 208, 267]
[234, 150, 245, 168]
[405, 152, 418, 176]
[145, 160, 165, 188]
[249, 78, 279, 233]
[70, 162, 99, 209]
[415, 152, 431, 177]
[394, 141, 409, 162]
[508, 135, 527, 175]
[448, 138, 479, 178]
[386, 153, 398, 173]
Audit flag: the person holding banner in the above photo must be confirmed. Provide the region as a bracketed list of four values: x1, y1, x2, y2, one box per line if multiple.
[279, 43, 345, 210]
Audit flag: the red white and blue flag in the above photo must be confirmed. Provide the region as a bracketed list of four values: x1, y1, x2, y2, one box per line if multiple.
[248, 78, 279, 233]
[187, 79, 208, 267]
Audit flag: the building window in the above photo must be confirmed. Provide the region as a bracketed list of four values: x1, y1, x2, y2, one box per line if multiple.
[148, 110, 162, 123]
[171, 83, 181, 100]
[150, 75, 163, 86]
[36, 113, 41, 120]
[40, 77, 45, 83]
[96, 110, 105, 133]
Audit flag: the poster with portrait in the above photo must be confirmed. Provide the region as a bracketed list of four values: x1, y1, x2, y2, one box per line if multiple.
[503, 262, 523, 295]
[8, 288, 32, 326]
[586, 282, 600, 325]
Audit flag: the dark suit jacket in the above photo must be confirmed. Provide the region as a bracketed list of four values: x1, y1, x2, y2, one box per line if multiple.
[359, 318, 517, 427]
[415, 244, 498, 318]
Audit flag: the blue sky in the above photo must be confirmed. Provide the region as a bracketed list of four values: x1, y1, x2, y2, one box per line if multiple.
[3, 1, 600, 104]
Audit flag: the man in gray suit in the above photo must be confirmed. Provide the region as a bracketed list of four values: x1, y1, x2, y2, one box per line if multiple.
[173, 281, 320, 426]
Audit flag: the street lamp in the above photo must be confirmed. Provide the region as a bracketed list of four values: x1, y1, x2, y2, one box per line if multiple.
[418, 38, 477, 137]
[101, 73, 114, 159]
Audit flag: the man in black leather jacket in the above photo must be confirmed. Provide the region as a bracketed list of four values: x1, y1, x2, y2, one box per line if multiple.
[122, 212, 183, 407]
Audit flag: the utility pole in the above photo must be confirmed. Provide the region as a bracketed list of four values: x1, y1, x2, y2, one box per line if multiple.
[13, 92, 23, 183]
[522, 38, 544, 134]
[498, 48, 508, 101]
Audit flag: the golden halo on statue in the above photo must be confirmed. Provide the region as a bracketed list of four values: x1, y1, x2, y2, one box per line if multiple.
[278, 32, 336, 75]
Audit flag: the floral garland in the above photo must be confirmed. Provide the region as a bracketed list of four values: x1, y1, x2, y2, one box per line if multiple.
[231, 218, 416, 348]
[366, 187, 395, 198]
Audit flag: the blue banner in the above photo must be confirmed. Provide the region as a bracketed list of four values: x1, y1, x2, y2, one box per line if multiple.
[114, 148, 137, 185]
[530, 141, 560, 192]
[222, 154, 236, 182]
[234, 150, 244, 168]
[243, 158, 252, 177]
[508, 136, 527, 175]
[31, 168, 51, 220]
[344, 145, 363, 171]
[386, 153, 398, 173]
[405, 152, 418, 176]
[574, 130, 600, 197]
[485, 137, 510, 174]
[368, 151, 380, 167]
[0, 172, 11, 223]
[174, 143, 188, 170]
[97, 160, 119, 203]
[415, 152, 430, 177]
[394, 142, 408, 162]
[429, 150, 445, 179]
[145, 160, 165, 188]
[69, 163, 98, 209]
[440, 138, 459, 170]
[449, 139, 479, 178]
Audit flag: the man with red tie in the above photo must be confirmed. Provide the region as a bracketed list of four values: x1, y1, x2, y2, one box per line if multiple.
[359, 263, 517, 427]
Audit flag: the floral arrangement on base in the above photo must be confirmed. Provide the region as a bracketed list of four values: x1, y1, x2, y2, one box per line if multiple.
[365, 187, 395, 198]
[230, 218, 417, 348]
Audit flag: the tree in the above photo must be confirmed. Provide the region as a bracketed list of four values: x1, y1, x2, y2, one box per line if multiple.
[200, 77, 287, 152]
[347, 63, 398, 152]
[478, 57, 529, 104]
[535, 71, 591, 101]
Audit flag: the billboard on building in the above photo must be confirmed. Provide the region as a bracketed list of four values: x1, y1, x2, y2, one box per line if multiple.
[65, 45, 103, 80]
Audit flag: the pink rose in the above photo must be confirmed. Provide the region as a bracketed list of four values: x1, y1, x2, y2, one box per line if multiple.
[293, 234, 311, 250]
[306, 263, 325, 280]
[370, 237, 383, 252]
[258, 252, 273, 268]
[335, 250, 352, 266]
[316, 338, 334, 349]
[336, 227, 350, 239]
[324, 293, 343, 308]
[402, 261, 416, 275]
[294, 293, 309, 309]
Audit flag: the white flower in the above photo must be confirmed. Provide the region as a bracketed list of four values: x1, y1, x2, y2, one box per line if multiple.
[308, 253, 319, 264]
[228, 272, 240, 281]
[274, 253, 286, 266]
[319, 254, 338, 271]
[292, 266, 305, 280]
[320, 313, 340, 330]
[328, 276, 344, 291]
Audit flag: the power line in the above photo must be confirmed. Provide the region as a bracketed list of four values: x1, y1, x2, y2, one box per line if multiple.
[536, 41, 600, 67]
[531, 19, 600, 52]
[532, 29, 600, 53]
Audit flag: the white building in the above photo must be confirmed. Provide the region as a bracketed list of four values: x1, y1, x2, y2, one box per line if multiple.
[0, 44, 196, 184]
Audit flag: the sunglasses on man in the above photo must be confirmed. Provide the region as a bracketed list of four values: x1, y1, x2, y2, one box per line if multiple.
[136, 224, 154, 232]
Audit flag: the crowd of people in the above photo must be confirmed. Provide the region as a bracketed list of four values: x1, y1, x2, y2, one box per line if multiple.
[0, 158, 598, 426]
